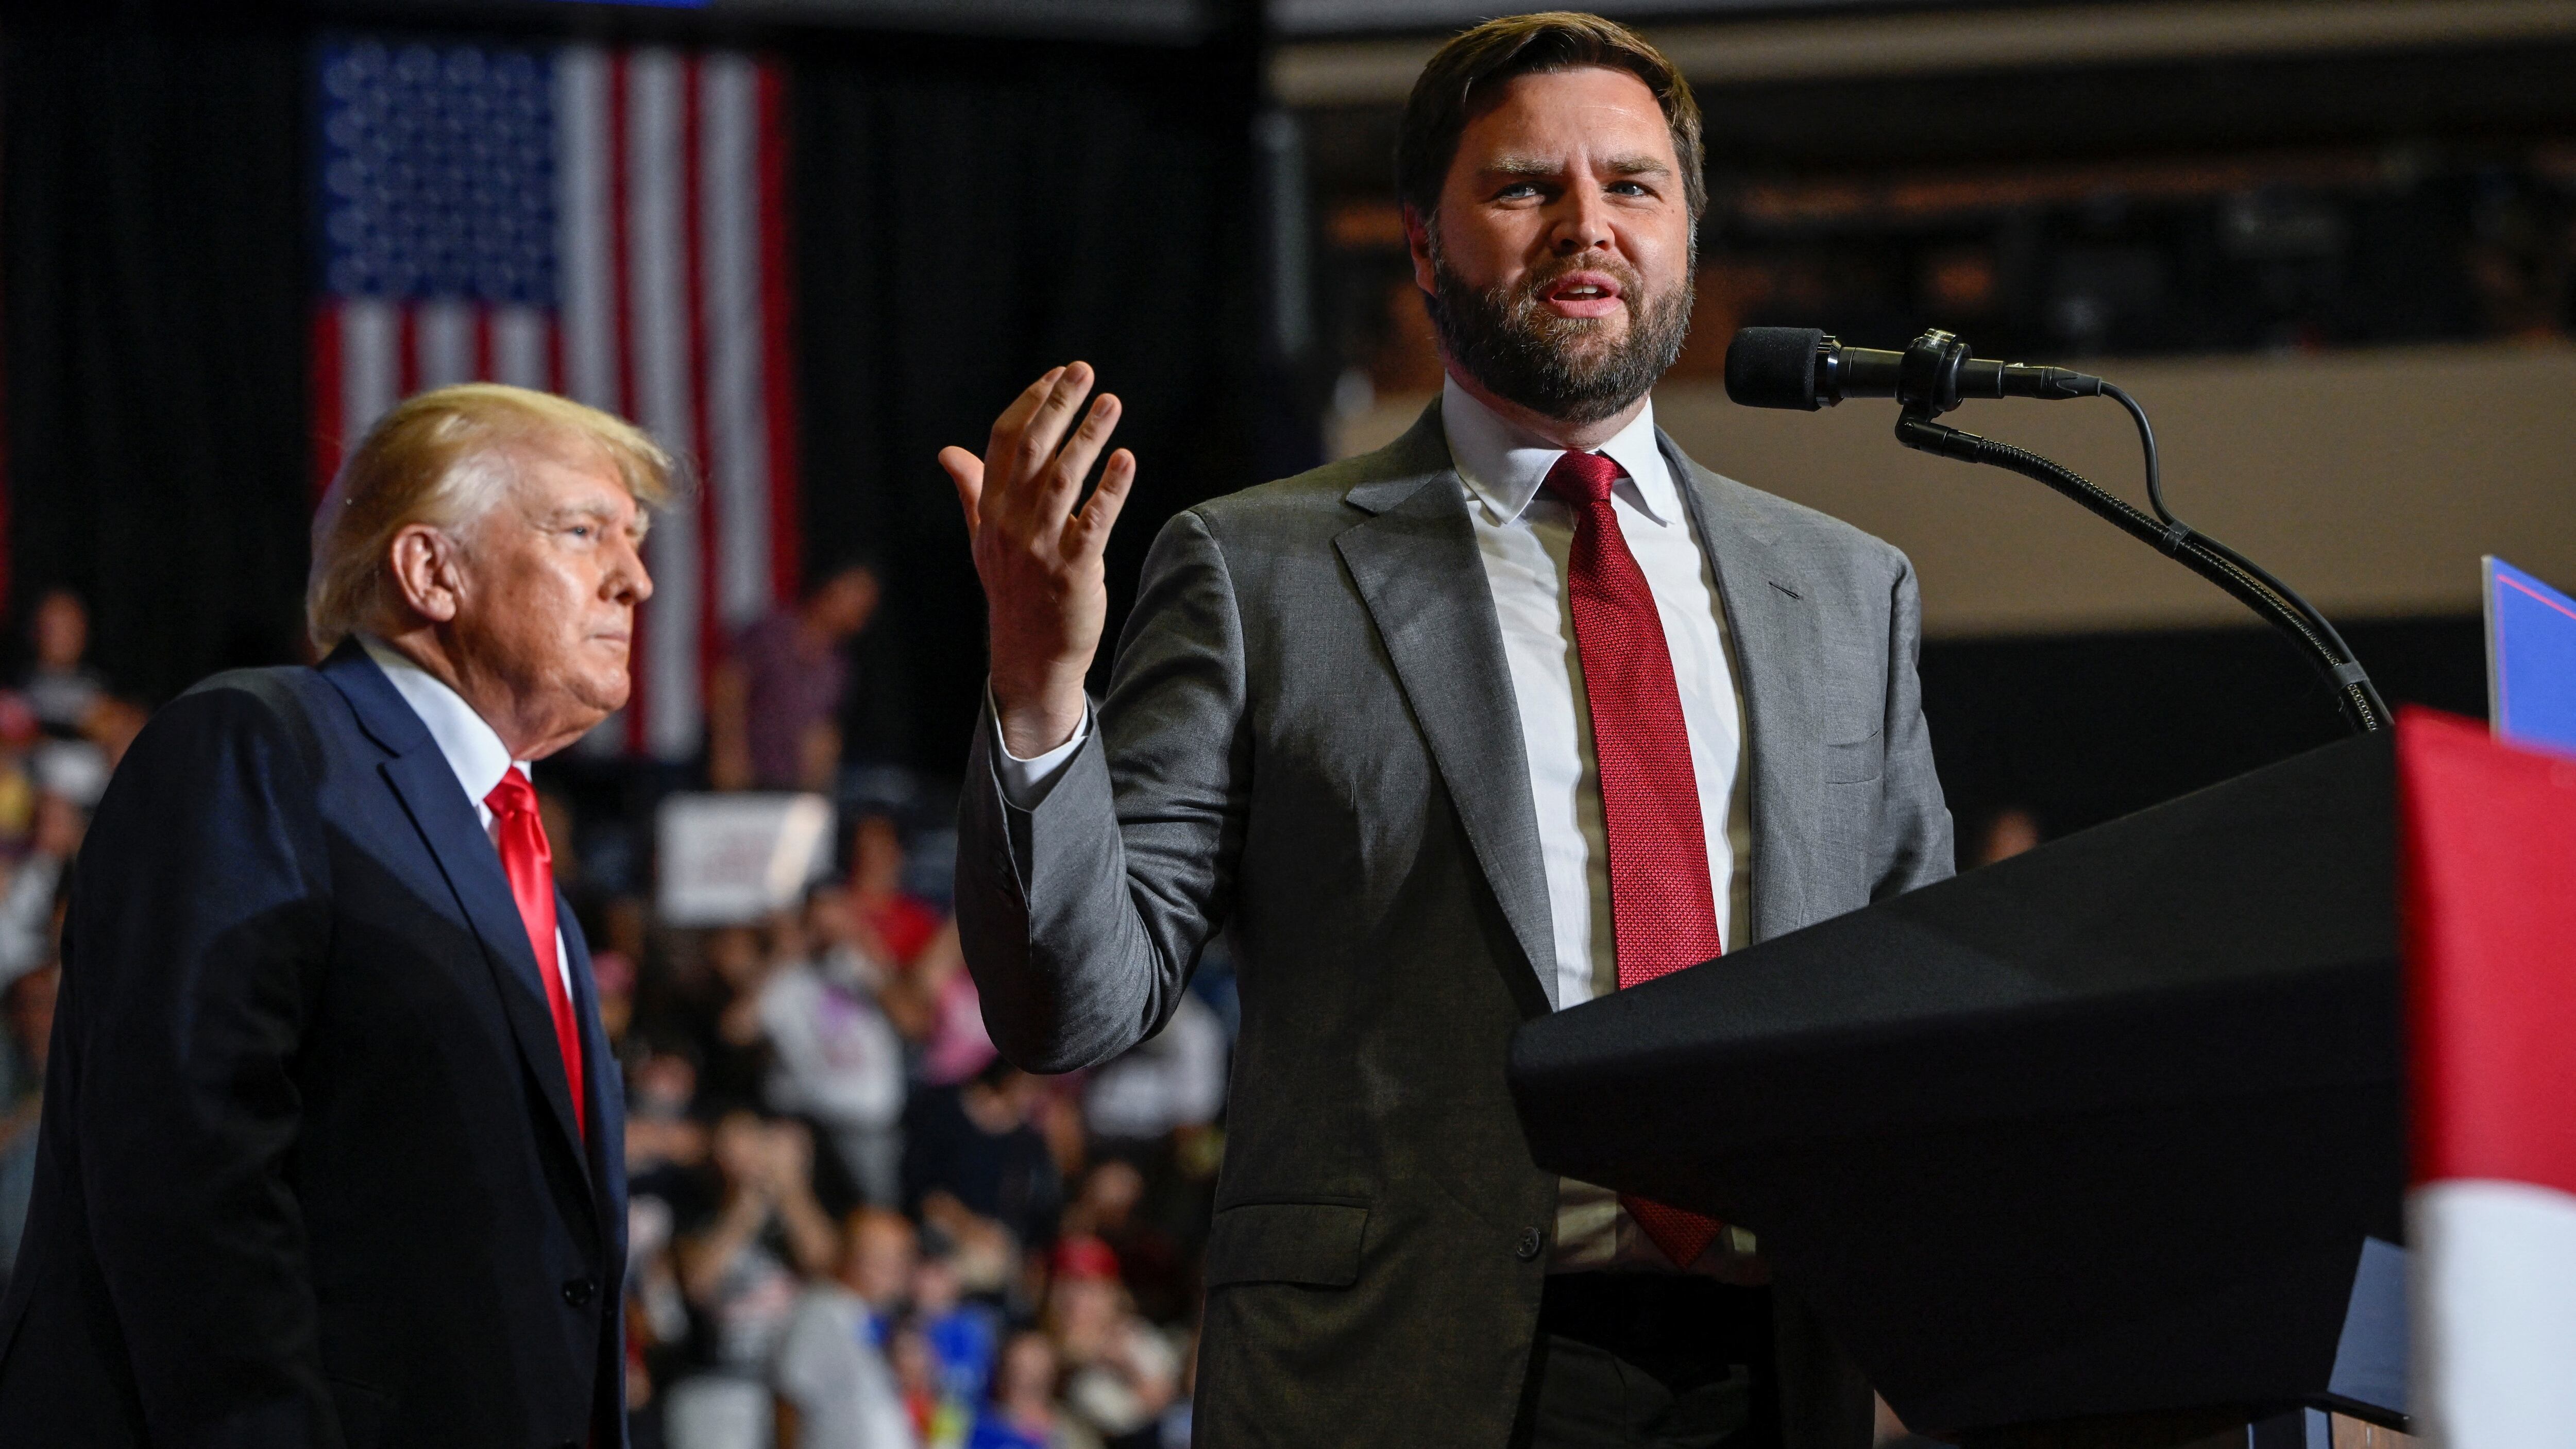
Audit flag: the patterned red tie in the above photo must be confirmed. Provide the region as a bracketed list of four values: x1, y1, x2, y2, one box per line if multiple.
[1543, 449, 1725, 1268]
[487, 768, 585, 1139]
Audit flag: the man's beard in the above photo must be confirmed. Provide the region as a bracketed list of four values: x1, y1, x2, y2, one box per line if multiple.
[1425, 237, 1694, 427]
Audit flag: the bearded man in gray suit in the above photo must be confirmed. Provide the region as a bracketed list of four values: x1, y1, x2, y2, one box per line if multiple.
[938, 13, 1951, 1449]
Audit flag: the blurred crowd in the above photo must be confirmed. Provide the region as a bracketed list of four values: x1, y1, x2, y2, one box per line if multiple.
[0, 571, 1240, 1449]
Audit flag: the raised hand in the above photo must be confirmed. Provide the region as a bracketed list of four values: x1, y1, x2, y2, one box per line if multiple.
[940, 362, 1136, 758]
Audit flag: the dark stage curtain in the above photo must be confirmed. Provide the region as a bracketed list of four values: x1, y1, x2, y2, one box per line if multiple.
[791, 30, 1275, 777]
[2, 8, 315, 704]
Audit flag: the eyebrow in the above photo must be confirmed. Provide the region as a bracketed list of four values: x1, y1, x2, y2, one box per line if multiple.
[1481, 154, 1674, 180]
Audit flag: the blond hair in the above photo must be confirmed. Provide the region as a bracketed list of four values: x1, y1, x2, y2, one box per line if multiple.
[306, 383, 676, 651]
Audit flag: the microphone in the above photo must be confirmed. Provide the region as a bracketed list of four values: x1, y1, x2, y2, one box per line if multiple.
[1725, 327, 2103, 413]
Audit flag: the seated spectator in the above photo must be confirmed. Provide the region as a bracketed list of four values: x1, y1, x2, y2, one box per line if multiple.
[968, 1332, 1099, 1449]
[708, 561, 879, 793]
[1044, 1237, 1179, 1449]
[762, 885, 907, 1209]
[903, 1060, 1063, 1259]
[666, 1112, 840, 1449]
[771, 1211, 920, 1449]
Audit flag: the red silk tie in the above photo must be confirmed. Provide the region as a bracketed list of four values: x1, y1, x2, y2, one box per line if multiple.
[486, 768, 585, 1139]
[1543, 450, 1725, 1268]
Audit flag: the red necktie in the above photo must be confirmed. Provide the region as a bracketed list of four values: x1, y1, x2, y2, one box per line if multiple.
[1544, 450, 1725, 1268]
[486, 768, 585, 1139]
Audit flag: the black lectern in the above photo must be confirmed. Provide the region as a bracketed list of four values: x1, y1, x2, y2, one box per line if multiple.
[1508, 732, 2411, 1446]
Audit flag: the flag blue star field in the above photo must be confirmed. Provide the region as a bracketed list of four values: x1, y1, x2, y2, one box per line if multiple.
[315, 37, 799, 759]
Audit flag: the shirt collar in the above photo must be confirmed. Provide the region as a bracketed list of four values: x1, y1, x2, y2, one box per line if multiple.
[1439, 374, 1678, 528]
[358, 634, 524, 810]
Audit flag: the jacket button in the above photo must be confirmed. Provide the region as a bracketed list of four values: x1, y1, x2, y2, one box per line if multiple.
[561, 1276, 596, 1307]
[1514, 1226, 1545, 1261]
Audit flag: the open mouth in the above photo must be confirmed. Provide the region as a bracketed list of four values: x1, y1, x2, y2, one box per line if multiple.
[1540, 272, 1626, 317]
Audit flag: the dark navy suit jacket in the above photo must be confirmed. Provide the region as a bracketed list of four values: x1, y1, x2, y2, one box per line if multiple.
[0, 642, 629, 1448]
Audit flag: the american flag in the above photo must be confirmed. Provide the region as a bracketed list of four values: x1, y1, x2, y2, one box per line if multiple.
[314, 37, 800, 760]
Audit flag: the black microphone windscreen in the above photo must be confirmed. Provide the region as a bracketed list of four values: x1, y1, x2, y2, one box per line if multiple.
[1725, 328, 1825, 411]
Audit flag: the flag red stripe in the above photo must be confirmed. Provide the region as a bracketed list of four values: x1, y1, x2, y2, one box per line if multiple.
[311, 306, 345, 500]
[757, 59, 800, 603]
[396, 305, 420, 399]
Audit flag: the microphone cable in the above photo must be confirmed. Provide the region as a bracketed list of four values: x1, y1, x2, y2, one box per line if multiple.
[1899, 391, 2388, 734]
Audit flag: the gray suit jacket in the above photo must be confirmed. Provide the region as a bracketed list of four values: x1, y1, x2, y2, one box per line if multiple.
[956, 400, 1952, 1448]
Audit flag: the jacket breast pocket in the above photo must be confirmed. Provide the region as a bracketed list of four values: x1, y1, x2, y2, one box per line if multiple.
[1823, 727, 1884, 785]
[1203, 1201, 1369, 1289]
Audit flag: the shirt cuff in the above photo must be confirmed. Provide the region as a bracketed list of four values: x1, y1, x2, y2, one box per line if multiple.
[989, 685, 1091, 810]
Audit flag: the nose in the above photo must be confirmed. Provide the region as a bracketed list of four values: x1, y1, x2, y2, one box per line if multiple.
[609, 531, 653, 606]
[1550, 184, 1617, 257]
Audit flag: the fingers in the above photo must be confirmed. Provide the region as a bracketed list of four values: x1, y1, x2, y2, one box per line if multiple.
[939, 446, 986, 533]
[984, 366, 1066, 463]
[1036, 391, 1123, 519]
[1009, 363, 1098, 502]
[1073, 448, 1137, 555]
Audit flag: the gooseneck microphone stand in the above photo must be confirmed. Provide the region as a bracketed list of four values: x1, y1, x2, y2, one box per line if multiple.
[1885, 329, 2389, 735]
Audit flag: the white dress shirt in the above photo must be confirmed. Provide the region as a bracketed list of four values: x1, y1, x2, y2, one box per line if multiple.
[992, 380, 1760, 1274]
[360, 636, 575, 1003]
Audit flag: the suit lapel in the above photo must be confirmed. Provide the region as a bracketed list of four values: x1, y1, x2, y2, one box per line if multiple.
[1663, 436, 1821, 944]
[321, 644, 594, 1188]
[1335, 403, 1556, 1015]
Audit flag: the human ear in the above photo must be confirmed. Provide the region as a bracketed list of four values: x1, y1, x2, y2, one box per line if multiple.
[1404, 206, 1438, 299]
[387, 523, 466, 624]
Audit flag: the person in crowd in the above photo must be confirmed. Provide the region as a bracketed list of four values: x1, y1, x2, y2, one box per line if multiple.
[0, 964, 56, 1300]
[939, 13, 1950, 1448]
[848, 811, 943, 968]
[886, 1315, 972, 1449]
[1044, 1236, 1179, 1449]
[699, 921, 785, 1105]
[666, 1111, 840, 1449]
[968, 1331, 1099, 1449]
[1059, 1162, 1188, 1329]
[909, 1245, 1004, 1411]
[771, 1209, 920, 1449]
[1079, 990, 1227, 1159]
[709, 561, 882, 793]
[0, 383, 667, 1444]
[763, 883, 909, 1209]
[903, 1060, 1064, 1259]
[0, 792, 80, 991]
[18, 588, 107, 740]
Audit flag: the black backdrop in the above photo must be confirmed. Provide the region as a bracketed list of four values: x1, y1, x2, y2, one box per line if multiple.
[790, 26, 1274, 773]
[2, 8, 316, 702]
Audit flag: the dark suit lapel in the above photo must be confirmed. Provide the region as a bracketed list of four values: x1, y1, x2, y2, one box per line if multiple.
[1663, 436, 1821, 943]
[321, 644, 594, 1186]
[1336, 403, 1556, 1015]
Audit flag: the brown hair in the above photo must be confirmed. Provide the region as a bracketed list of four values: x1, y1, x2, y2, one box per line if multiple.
[306, 383, 675, 651]
[1397, 12, 1706, 228]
